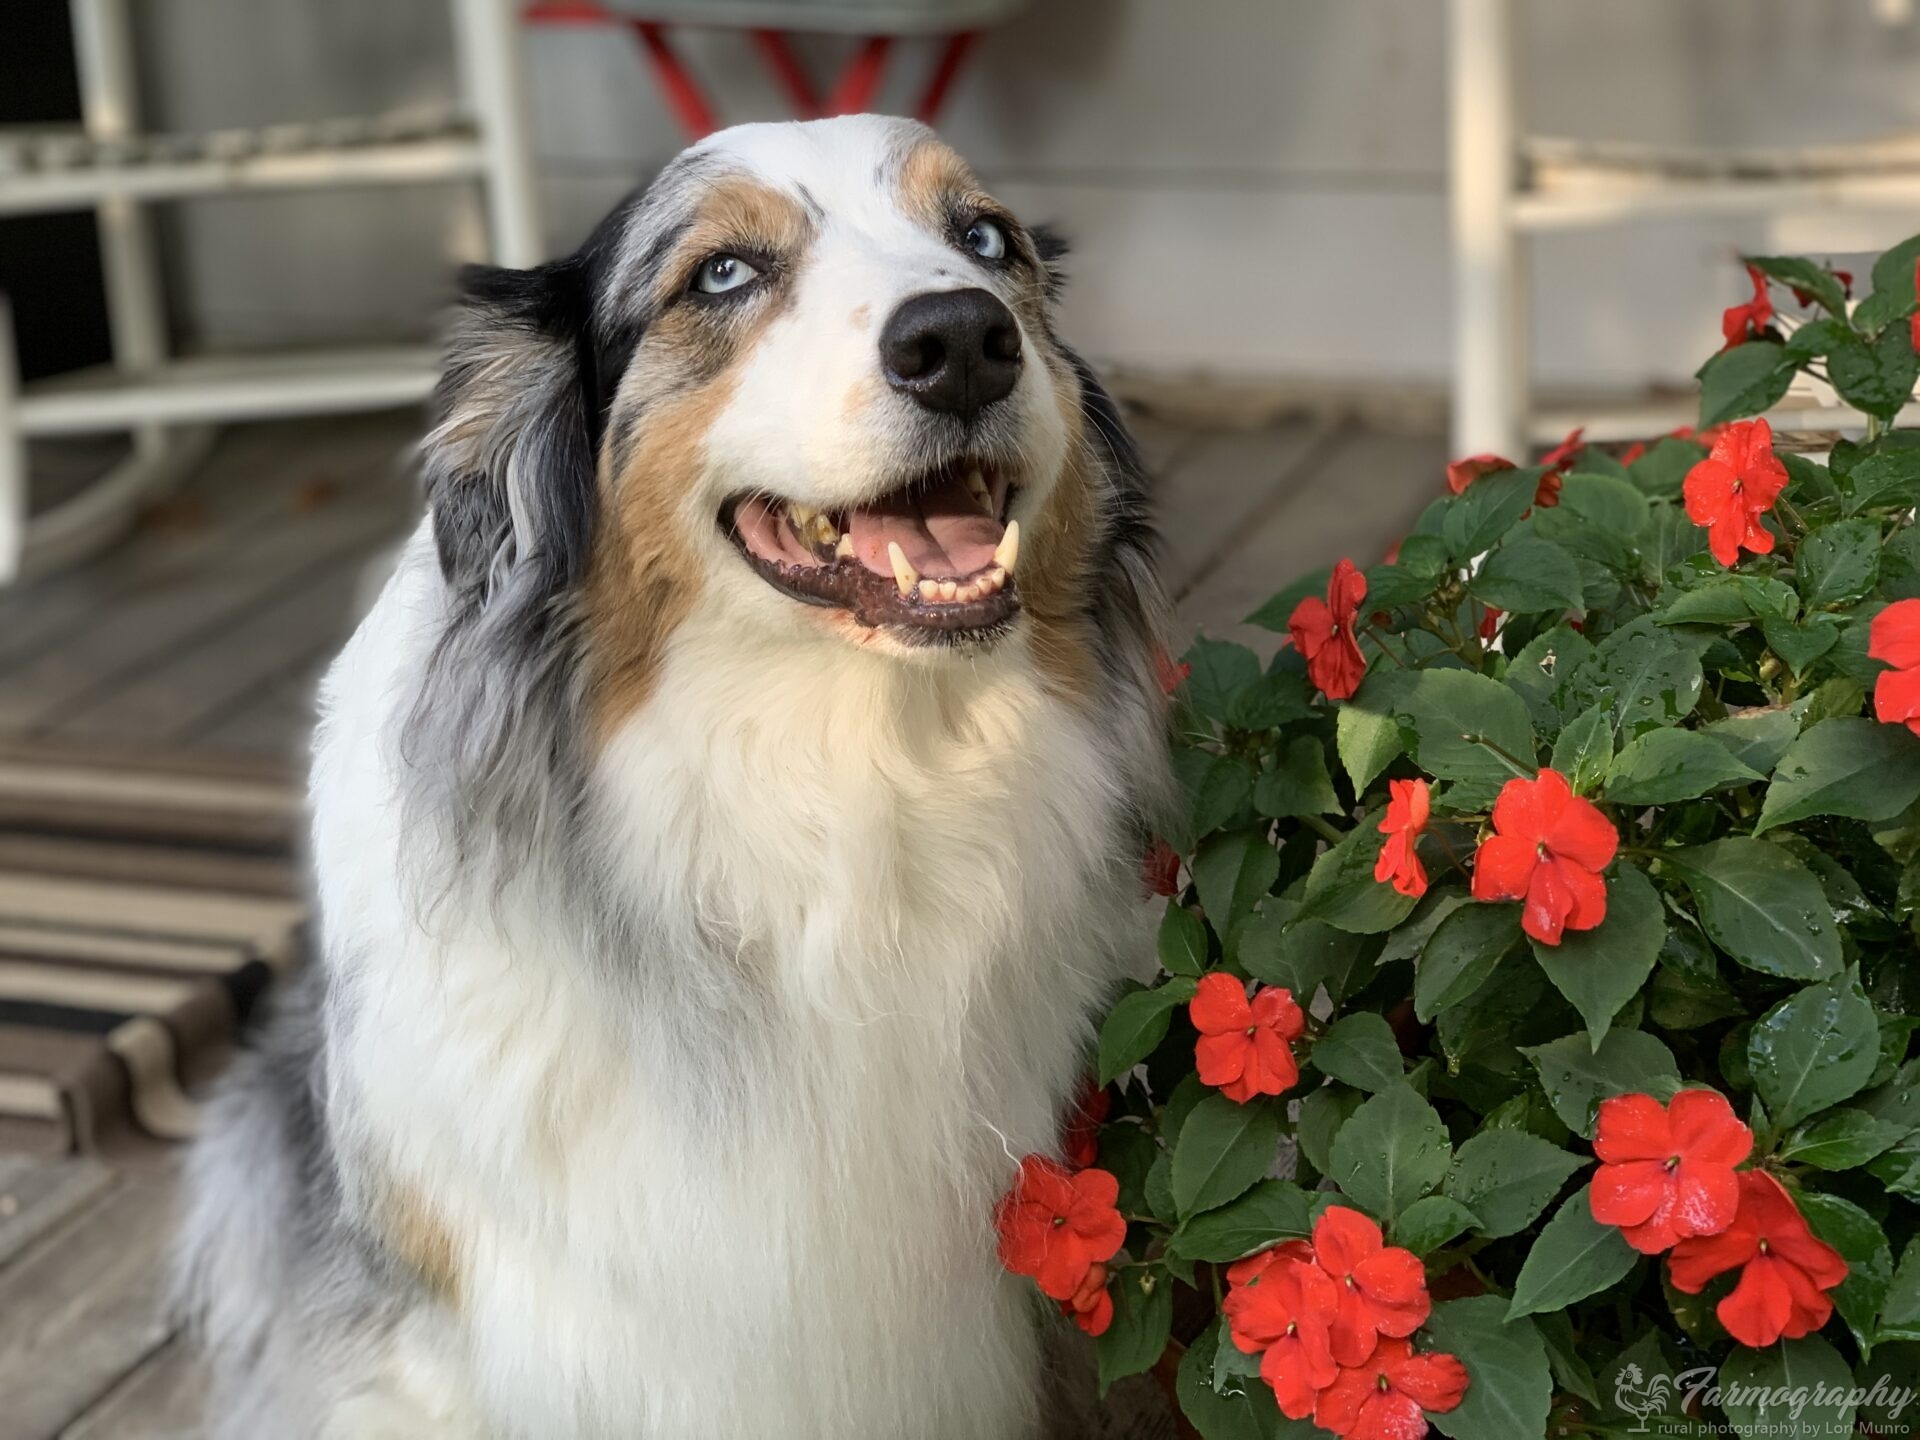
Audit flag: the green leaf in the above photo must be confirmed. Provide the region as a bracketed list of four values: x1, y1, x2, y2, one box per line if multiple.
[1299, 810, 1419, 935]
[1176, 1322, 1291, 1440]
[1389, 669, 1537, 788]
[1797, 517, 1882, 606]
[1760, 616, 1841, 678]
[1798, 1190, 1892, 1355]
[1097, 980, 1199, 1084]
[1749, 971, 1879, 1127]
[1337, 698, 1406, 794]
[1779, 1109, 1906, 1169]
[1630, 437, 1709, 500]
[1531, 864, 1667, 1048]
[1524, 1030, 1680, 1138]
[1561, 473, 1652, 535]
[1473, 535, 1586, 614]
[1157, 905, 1208, 978]
[1506, 1187, 1639, 1321]
[1178, 749, 1257, 839]
[1328, 1084, 1452, 1224]
[1757, 717, 1920, 833]
[1095, 1265, 1174, 1395]
[1748, 254, 1851, 316]
[1506, 623, 1594, 730]
[1416, 902, 1523, 1023]
[1391, 1194, 1479, 1256]
[1311, 1013, 1407, 1093]
[1566, 617, 1703, 741]
[1253, 736, 1342, 820]
[1297, 1085, 1364, 1176]
[1228, 670, 1315, 731]
[1663, 838, 1842, 980]
[1870, 233, 1920, 313]
[1172, 1093, 1282, 1218]
[1847, 449, 1920, 516]
[1445, 467, 1542, 557]
[1446, 1129, 1586, 1240]
[1705, 708, 1800, 776]
[1551, 702, 1615, 795]
[1169, 1179, 1313, 1262]
[1881, 1236, 1920, 1343]
[1238, 910, 1367, 1003]
[1182, 637, 1262, 724]
[1533, 1311, 1600, 1408]
[1697, 339, 1795, 427]
[1720, 1335, 1857, 1439]
[1424, 1295, 1553, 1440]
[1193, 828, 1279, 932]
[1604, 729, 1761, 806]
[1829, 326, 1920, 424]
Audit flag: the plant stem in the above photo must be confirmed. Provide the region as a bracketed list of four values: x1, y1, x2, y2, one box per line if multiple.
[1301, 814, 1346, 846]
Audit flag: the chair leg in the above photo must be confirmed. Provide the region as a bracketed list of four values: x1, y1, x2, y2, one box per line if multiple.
[631, 22, 720, 139]
[455, 0, 547, 267]
[825, 36, 893, 116]
[915, 31, 978, 124]
[1449, 0, 1527, 460]
[0, 298, 24, 586]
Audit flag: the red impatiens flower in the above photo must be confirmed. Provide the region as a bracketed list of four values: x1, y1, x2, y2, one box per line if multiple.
[1313, 1337, 1470, 1440]
[1788, 269, 1851, 309]
[1062, 1078, 1111, 1170]
[1289, 559, 1369, 701]
[1223, 1242, 1341, 1419]
[1538, 426, 1586, 476]
[1590, 1090, 1753, 1254]
[1311, 1205, 1433, 1365]
[1374, 778, 1431, 899]
[1478, 605, 1503, 643]
[1058, 1262, 1113, 1337]
[1470, 768, 1619, 946]
[1620, 440, 1649, 466]
[1153, 645, 1190, 696]
[1190, 973, 1305, 1104]
[1141, 837, 1182, 897]
[1447, 453, 1516, 495]
[1721, 263, 1774, 349]
[1668, 1171, 1848, 1349]
[1683, 418, 1789, 568]
[1870, 599, 1920, 738]
[993, 1156, 1127, 1301]
[1911, 259, 1920, 355]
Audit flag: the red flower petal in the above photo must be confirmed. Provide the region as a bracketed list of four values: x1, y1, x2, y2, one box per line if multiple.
[1469, 833, 1537, 904]
[1594, 1093, 1672, 1164]
[1870, 599, 1920, 671]
[1191, 972, 1253, 1034]
[1314, 1206, 1386, 1276]
[1717, 1256, 1797, 1348]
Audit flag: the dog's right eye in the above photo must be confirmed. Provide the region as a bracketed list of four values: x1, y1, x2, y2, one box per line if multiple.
[692, 254, 761, 296]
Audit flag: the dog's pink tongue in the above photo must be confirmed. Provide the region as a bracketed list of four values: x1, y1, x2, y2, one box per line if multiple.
[850, 474, 1004, 580]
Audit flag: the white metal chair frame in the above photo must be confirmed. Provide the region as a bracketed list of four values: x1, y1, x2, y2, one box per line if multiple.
[1449, 0, 1920, 460]
[0, 0, 544, 584]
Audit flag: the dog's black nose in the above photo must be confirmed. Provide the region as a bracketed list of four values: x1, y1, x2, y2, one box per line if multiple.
[879, 288, 1022, 418]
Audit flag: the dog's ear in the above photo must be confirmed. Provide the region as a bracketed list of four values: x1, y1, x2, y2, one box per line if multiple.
[423, 260, 601, 611]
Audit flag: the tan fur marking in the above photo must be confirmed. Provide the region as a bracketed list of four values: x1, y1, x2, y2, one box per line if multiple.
[897, 139, 993, 235]
[648, 179, 813, 309]
[1019, 360, 1104, 709]
[848, 303, 872, 328]
[379, 1177, 464, 1305]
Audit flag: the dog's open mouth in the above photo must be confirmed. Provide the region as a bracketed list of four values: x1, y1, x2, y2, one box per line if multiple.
[722, 461, 1020, 636]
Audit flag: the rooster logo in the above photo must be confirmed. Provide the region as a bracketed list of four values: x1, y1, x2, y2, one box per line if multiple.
[1613, 1362, 1674, 1433]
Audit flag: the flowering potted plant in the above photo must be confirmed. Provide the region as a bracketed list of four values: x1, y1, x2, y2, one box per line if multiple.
[998, 232, 1920, 1439]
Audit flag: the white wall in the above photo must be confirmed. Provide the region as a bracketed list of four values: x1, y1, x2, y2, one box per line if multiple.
[140, 0, 1920, 395]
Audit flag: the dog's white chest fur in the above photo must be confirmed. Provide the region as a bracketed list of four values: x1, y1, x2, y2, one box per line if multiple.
[308, 533, 1142, 1438]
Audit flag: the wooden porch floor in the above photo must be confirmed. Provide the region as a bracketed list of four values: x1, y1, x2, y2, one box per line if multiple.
[0, 405, 1443, 1440]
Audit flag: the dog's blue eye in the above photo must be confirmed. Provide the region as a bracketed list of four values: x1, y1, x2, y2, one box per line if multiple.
[965, 219, 1008, 261]
[694, 255, 760, 295]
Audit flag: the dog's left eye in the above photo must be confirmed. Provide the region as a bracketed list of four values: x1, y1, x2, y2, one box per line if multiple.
[964, 218, 1008, 262]
[693, 254, 761, 295]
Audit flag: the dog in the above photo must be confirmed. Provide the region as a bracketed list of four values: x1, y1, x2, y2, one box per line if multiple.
[176, 115, 1173, 1439]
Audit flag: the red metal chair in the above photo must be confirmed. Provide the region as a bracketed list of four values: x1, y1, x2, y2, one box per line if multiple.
[524, 0, 1030, 139]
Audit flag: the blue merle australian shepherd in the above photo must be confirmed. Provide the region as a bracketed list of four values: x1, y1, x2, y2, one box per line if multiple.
[176, 115, 1173, 1438]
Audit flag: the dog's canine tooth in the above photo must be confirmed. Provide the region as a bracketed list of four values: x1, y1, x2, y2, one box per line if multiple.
[834, 533, 854, 560]
[965, 468, 993, 514]
[993, 521, 1020, 574]
[888, 542, 919, 598]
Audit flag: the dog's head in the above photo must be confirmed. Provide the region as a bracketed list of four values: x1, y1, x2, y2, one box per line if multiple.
[415, 117, 1161, 850]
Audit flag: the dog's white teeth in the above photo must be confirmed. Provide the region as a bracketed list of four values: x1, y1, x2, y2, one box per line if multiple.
[977, 566, 1006, 594]
[834, 533, 854, 560]
[939, 580, 959, 601]
[966, 468, 994, 514]
[788, 504, 839, 549]
[918, 578, 940, 602]
[993, 520, 1020, 575]
[888, 542, 919, 598]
